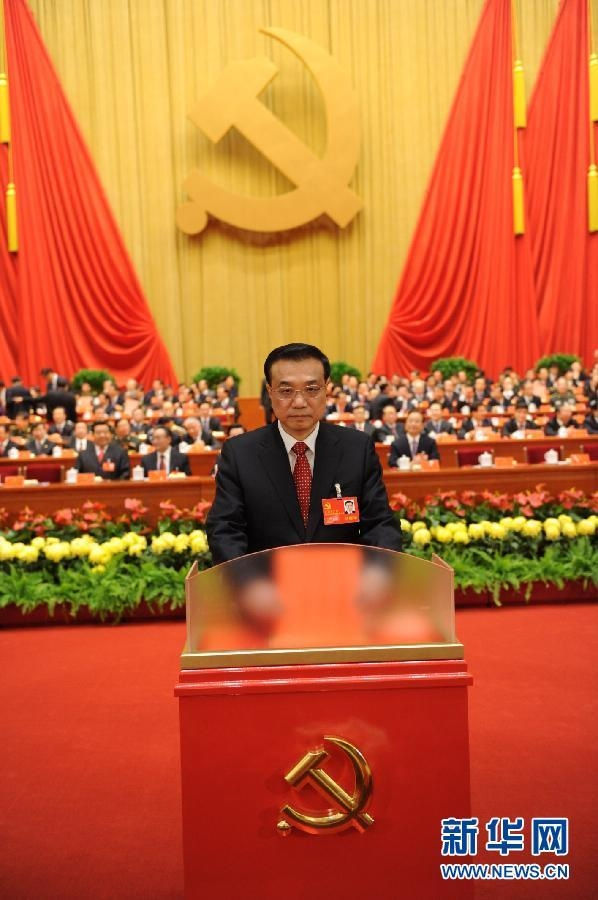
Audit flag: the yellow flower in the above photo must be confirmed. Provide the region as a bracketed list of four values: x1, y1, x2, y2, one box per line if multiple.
[543, 517, 559, 529]
[151, 536, 167, 555]
[487, 523, 507, 540]
[0, 541, 14, 561]
[400, 519, 412, 533]
[126, 535, 147, 556]
[174, 534, 190, 553]
[45, 537, 60, 546]
[522, 519, 542, 538]
[17, 545, 39, 564]
[106, 537, 125, 554]
[43, 541, 71, 562]
[412, 527, 431, 546]
[190, 532, 208, 554]
[70, 537, 95, 557]
[576, 519, 595, 537]
[89, 545, 111, 565]
[561, 522, 577, 539]
[452, 530, 469, 544]
[91, 564, 106, 574]
[411, 521, 427, 533]
[468, 523, 485, 540]
[31, 536, 46, 549]
[558, 514, 573, 526]
[499, 517, 514, 530]
[160, 532, 177, 549]
[511, 516, 526, 532]
[544, 522, 561, 541]
[435, 526, 451, 543]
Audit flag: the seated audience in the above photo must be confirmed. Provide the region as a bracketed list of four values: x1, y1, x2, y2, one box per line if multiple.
[349, 404, 375, 437]
[0, 423, 19, 456]
[114, 418, 142, 452]
[48, 406, 74, 444]
[374, 404, 404, 443]
[197, 402, 222, 441]
[141, 426, 191, 476]
[550, 377, 575, 408]
[584, 399, 598, 434]
[183, 417, 208, 448]
[75, 421, 130, 480]
[424, 402, 455, 437]
[458, 404, 495, 440]
[25, 422, 54, 456]
[69, 421, 91, 453]
[6, 376, 34, 419]
[501, 402, 539, 437]
[44, 377, 77, 422]
[544, 404, 580, 436]
[213, 385, 239, 420]
[389, 411, 439, 466]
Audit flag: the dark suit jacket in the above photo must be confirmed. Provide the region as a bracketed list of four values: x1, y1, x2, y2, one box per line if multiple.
[583, 414, 598, 434]
[43, 389, 77, 422]
[206, 422, 401, 564]
[501, 418, 538, 437]
[49, 422, 75, 440]
[6, 386, 34, 418]
[373, 423, 405, 443]
[141, 448, 191, 476]
[75, 442, 130, 480]
[544, 417, 579, 436]
[348, 422, 376, 438]
[424, 420, 455, 436]
[25, 438, 55, 456]
[0, 439, 19, 457]
[388, 433, 440, 466]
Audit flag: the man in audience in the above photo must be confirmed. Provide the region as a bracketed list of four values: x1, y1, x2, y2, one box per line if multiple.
[424, 402, 455, 437]
[502, 401, 539, 437]
[48, 406, 74, 444]
[141, 426, 191, 476]
[389, 411, 439, 466]
[114, 418, 142, 452]
[544, 403, 579, 436]
[349, 404, 375, 437]
[518, 379, 543, 411]
[550, 377, 575, 408]
[129, 407, 149, 440]
[458, 404, 495, 439]
[457, 385, 476, 412]
[197, 401, 222, 440]
[0, 423, 19, 456]
[69, 421, 91, 453]
[10, 412, 30, 447]
[374, 404, 404, 443]
[144, 378, 164, 406]
[213, 385, 240, 420]
[76, 421, 130, 479]
[26, 422, 54, 456]
[183, 417, 209, 448]
[583, 399, 598, 434]
[6, 376, 34, 419]
[44, 377, 77, 422]
[473, 376, 489, 404]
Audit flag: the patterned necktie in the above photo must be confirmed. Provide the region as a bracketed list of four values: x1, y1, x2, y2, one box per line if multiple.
[292, 442, 312, 527]
[410, 437, 418, 457]
[158, 453, 165, 471]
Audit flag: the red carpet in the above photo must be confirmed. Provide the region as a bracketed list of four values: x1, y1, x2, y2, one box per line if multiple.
[1, 604, 597, 899]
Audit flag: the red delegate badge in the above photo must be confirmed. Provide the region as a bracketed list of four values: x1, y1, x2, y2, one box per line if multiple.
[322, 496, 360, 525]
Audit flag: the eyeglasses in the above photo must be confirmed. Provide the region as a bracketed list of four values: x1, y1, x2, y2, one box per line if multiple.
[273, 385, 324, 401]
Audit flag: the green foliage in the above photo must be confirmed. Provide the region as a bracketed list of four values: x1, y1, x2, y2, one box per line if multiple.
[70, 368, 115, 393]
[430, 356, 479, 381]
[190, 366, 241, 389]
[535, 353, 581, 375]
[329, 361, 361, 385]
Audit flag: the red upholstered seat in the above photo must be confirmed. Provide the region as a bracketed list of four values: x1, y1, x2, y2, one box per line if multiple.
[0, 466, 20, 482]
[524, 445, 562, 465]
[581, 444, 598, 461]
[454, 448, 489, 467]
[25, 464, 62, 483]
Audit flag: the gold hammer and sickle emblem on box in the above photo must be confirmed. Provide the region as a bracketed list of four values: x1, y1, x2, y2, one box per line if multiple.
[176, 28, 362, 235]
[277, 735, 374, 836]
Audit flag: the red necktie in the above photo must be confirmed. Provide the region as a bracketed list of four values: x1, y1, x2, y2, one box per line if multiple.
[97, 449, 104, 463]
[292, 442, 312, 527]
[158, 453, 165, 471]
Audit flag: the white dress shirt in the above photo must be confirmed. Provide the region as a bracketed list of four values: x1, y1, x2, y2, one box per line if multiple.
[278, 421, 319, 474]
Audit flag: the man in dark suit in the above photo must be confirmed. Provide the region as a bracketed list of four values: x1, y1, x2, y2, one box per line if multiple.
[373, 404, 404, 443]
[43, 378, 77, 422]
[424, 402, 455, 437]
[5, 377, 34, 419]
[206, 343, 401, 564]
[69, 422, 91, 453]
[25, 422, 55, 456]
[584, 399, 598, 433]
[75, 421, 130, 480]
[389, 411, 440, 467]
[348, 404, 375, 437]
[48, 406, 75, 444]
[501, 402, 538, 437]
[197, 402, 223, 442]
[0, 423, 19, 456]
[141, 426, 191, 476]
[544, 404, 579, 436]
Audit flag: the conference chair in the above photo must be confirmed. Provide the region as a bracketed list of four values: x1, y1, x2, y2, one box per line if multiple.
[25, 464, 62, 483]
[0, 466, 20, 482]
[581, 443, 598, 461]
[453, 448, 491, 467]
[524, 445, 563, 465]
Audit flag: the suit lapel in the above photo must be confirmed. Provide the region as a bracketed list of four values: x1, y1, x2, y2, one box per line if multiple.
[306, 424, 342, 540]
[257, 425, 305, 538]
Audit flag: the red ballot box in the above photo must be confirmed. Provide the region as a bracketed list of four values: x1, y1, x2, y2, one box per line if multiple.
[176, 545, 473, 899]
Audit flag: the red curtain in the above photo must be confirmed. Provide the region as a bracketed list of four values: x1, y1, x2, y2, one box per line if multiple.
[0, 145, 18, 380]
[0, 0, 176, 387]
[372, 0, 540, 379]
[525, 0, 598, 366]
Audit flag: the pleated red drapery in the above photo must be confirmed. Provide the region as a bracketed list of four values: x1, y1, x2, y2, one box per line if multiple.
[372, 0, 540, 379]
[0, 145, 18, 378]
[0, 0, 176, 387]
[525, 0, 598, 365]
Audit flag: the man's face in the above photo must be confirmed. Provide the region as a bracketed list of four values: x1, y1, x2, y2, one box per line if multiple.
[405, 413, 423, 437]
[52, 407, 66, 424]
[353, 406, 366, 423]
[556, 378, 568, 394]
[199, 404, 211, 419]
[515, 409, 527, 426]
[429, 403, 442, 422]
[268, 357, 327, 439]
[94, 425, 111, 447]
[116, 421, 130, 438]
[74, 423, 88, 439]
[153, 429, 171, 453]
[559, 407, 573, 425]
[186, 421, 200, 440]
[33, 425, 47, 442]
[382, 406, 397, 426]
[475, 378, 485, 392]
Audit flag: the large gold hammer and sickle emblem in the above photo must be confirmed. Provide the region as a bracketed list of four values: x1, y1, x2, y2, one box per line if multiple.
[277, 735, 374, 836]
[176, 28, 362, 235]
